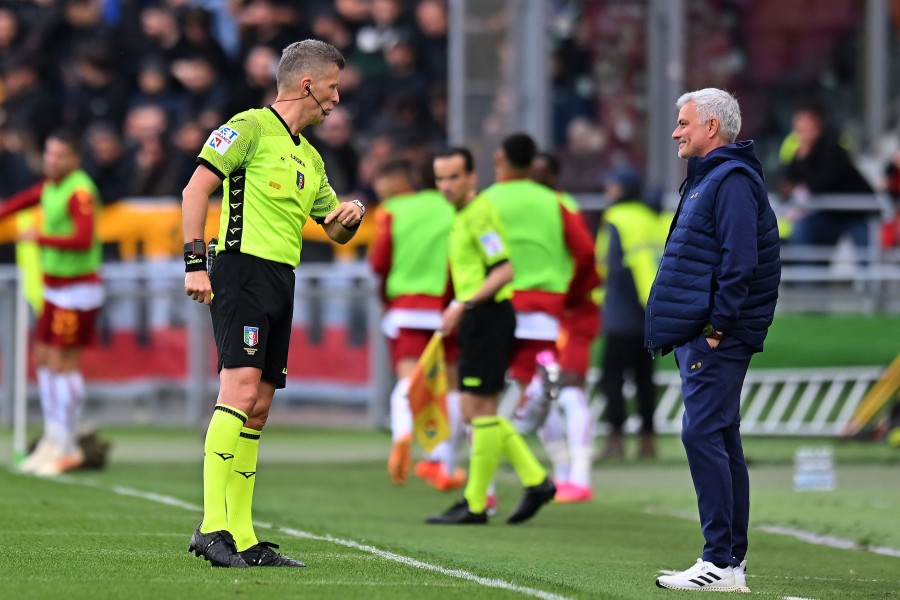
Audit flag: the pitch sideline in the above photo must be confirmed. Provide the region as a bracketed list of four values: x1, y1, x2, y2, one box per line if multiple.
[46, 473, 573, 600]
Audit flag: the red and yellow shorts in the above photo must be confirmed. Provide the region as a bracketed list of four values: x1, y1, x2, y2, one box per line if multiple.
[36, 300, 99, 348]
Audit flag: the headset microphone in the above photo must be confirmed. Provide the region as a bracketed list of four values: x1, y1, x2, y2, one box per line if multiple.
[306, 85, 328, 116]
[271, 85, 328, 116]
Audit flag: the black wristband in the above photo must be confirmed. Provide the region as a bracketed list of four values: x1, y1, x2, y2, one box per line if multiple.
[185, 253, 206, 272]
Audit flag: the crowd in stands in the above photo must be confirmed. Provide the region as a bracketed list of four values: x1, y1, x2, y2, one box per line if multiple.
[0, 0, 898, 263]
[0, 0, 452, 211]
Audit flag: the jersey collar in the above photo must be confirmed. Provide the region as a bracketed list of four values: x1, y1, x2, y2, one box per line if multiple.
[266, 106, 303, 146]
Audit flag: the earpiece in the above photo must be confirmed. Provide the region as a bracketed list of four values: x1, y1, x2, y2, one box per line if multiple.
[305, 85, 311, 96]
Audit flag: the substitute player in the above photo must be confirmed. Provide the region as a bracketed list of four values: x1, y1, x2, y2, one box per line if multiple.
[369, 158, 464, 490]
[426, 146, 555, 525]
[0, 130, 103, 477]
[182, 40, 364, 568]
[528, 150, 601, 503]
[480, 135, 598, 503]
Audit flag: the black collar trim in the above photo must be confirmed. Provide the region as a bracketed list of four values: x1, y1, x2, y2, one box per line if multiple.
[267, 106, 302, 146]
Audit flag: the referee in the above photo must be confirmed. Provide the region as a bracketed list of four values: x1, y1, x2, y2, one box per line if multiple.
[181, 40, 364, 568]
[426, 147, 555, 525]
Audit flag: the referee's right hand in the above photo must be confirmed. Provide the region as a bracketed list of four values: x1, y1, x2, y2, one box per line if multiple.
[185, 271, 213, 305]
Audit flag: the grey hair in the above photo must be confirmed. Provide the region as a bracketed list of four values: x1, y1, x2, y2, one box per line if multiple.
[277, 40, 345, 93]
[676, 88, 742, 143]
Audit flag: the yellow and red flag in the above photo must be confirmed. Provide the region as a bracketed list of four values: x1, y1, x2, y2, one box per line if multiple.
[408, 331, 450, 453]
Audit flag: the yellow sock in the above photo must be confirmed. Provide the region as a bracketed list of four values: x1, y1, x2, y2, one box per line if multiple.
[200, 405, 247, 533]
[464, 416, 502, 513]
[227, 427, 261, 551]
[498, 417, 546, 487]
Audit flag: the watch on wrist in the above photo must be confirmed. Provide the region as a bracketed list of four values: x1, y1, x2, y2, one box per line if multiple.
[463, 300, 476, 310]
[349, 198, 366, 218]
[184, 239, 205, 256]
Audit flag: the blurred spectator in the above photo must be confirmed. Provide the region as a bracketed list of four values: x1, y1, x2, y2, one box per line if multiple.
[64, 43, 130, 133]
[234, 0, 307, 59]
[225, 44, 278, 116]
[357, 133, 397, 205]
[412, 0, 448, 84]
[353, 0, 410, 81]
[557, 117, 608, 193]
[0, 123, 39, 197]
[0, 6, 23, 63]
[779, 99, 875, 247]
[129, 57, 188, 125]
[180, 6, 232, 76]
[138, 4, 191, 65]
[0, 53, 62, 148]
[310, 8, 355, 56]
[308, 106, 360, 197]
[48, 0, 123, 73]
[123, 103, 169, 147]
[130, 134, 190, 198]
[169, 53, 230, 131]
[82, 122, 136, 205]
[169, 117, 211, 190]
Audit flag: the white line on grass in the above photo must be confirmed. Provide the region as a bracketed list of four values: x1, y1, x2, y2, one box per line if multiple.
[646, 507, 900, 558]
[50, 475, 572, 600]
[757, 525, 900, 558]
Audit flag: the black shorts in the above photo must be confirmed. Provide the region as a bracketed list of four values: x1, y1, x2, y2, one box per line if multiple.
[209, 252, 295, 388]
[456, 299, 516, 395]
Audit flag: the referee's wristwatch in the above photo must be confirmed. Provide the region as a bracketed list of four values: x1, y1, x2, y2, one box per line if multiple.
[349, 198, 366, 218]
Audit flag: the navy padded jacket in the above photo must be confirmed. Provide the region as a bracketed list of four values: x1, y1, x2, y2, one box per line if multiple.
[645, 141, 781, 354]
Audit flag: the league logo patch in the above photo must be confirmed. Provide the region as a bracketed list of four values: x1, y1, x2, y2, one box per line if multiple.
[296, 171, 305, 190]
[205, 126, 240, 155]
[479, 231, 504, 257]
[243, 326, 259, 347]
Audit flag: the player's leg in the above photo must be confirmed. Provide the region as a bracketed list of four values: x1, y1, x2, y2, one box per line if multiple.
[388, 350, 417, 485]
[554, 310, 598, 502]
[22, 343, 57, 472]
[633, 336, 658, 458]
[29, 302, 99, 475]
[538, 404, 569, 484]
[427, 301, 514, 524]
[599, 334, 628, 459]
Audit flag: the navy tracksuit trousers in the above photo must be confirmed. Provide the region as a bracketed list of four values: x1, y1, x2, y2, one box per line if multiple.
[673, 333, 754, 566]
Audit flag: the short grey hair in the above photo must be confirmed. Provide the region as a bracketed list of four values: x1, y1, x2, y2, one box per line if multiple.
[277, 40, 345, 93]
[676, 88, 742, 143]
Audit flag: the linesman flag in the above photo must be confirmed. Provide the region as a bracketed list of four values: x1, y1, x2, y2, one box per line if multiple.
[408, 331, 450, 453]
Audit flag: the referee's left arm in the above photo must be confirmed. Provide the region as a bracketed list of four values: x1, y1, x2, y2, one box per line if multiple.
[322, 200, 364, 244]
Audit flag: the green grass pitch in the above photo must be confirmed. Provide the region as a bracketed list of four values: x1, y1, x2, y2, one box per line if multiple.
[2, 427, 898, 599]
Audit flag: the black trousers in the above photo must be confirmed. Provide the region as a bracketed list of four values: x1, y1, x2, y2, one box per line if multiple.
[600, 333, 656, 433]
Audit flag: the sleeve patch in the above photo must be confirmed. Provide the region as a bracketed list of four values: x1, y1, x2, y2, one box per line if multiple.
[479, 231, 504, 257]
[205, 126, 240, 155]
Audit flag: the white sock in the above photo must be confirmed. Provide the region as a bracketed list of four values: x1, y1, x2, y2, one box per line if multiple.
[52, 371, 82, 453]
[539, 404, 570, 483]
[559, 386, 594, 488]
[389, 377, 412, 442]
[36, 367, 59, 443]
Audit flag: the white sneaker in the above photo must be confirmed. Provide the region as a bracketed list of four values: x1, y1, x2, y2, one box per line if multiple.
[656, 559, 739, 592]
[20, 438, 58, 474]
[733, 559, 751, 593]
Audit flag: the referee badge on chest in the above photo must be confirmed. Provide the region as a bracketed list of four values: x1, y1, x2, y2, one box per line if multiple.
[244, 326, 259, 355]
[296, 171, 305, 190]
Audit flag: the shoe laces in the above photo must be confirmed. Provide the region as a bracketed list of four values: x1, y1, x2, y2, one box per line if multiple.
[242, 540, 280, 563]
